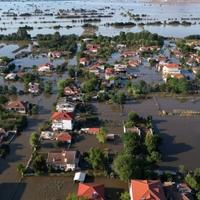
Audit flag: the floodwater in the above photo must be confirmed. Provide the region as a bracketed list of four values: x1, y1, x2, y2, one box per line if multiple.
[0, 1, 200, 199]
[93, 96, 200, 170]
[0, 0, 200, 37]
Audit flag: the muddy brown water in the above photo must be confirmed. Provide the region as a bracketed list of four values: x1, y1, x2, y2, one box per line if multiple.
[95, 97, 200, 171]
[1, 96, 200, 200]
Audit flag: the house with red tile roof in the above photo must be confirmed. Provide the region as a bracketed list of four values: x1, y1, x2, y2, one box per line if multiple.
[162, 63, 181, 75]
[89, 65, 101, 76]
[128, 60, 141, 68]
[80, 128, 100, 135]
[129, 180, 166, 200]
[77, 183, 105, 200]
[161, 63, 184, 82]
[6, 100, 28, 114]
[80, 57, 89, 66]
[64, 86, 80, 97]
[47, 150, 79, 171]
[38, 63, 53, 72]
[51, 112, 74, 131]
[86, 44, 100, 53]
[55, 132, 72, 143]
[121, 51, 137, 58]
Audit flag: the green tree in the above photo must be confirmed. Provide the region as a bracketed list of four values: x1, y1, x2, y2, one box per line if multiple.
[44, 81, 52, 94]
[147, 151, 161, 163]
[185, 170, 200, 191]
[16, 27, 31, 40]
[120, 192, 130, 200]
[66, 193, 86, 200]
[145, 134, 161, 153]
[111, 91, 126, 105]
[197, 191, 200, 200]
[86, 147, 105, 170]
[17, 163, 26, 176]
[68, 67, 76, 78]
[29, 132, 40, 150]
[82, 78, 98, 93]
[57, 79, 66, 94]
[113, 152, 133, 181]
[31, 105, 39, 115]
[96, 127, 107, 144]
[128, 112, 139, 123]
[0, 95, 8, 104]
[32, 154, 47, 174]
[166, 77, 189, 94]
[9, 86, 17, 95]
[178, 165, 188, 176]
[122, 132, 141, 155]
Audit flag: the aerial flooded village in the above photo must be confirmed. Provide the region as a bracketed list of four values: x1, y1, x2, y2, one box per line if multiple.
[0, 0, 200, 200]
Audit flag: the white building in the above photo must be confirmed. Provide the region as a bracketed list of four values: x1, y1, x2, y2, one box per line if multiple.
[56, 101, 76, 113]
[47, 150, 79, 171]
[51, 112, 74, 131]
[162, 63, 181, 75]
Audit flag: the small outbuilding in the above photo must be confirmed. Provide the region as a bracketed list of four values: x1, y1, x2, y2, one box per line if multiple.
[74, 172, 86, 183]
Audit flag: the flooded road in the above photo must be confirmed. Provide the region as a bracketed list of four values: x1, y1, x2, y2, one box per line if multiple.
[0, 94, 57, 200]
[1, 94, 200, 199]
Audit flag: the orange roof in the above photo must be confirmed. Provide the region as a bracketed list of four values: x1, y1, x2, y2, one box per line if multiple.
[88, 128, 100, 134]
[6, 100, 26, 109]
[130, 180, 166, 200]
[165, 63, 180, 68]
[77, 183, 104, 200]
[56, 132, 72, 142]
[80, 57, 87, 62]
[51, 112, 73, 121]
[171, 74, 184, 79]
[64, 86, 79, 95]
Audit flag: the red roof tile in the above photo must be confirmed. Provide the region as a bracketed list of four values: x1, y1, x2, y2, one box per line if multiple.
[130, 180, 166, 200]
[88, 128, 100, 135]
[165, 63, 180, 68]
[56, 132, 72, 142]
[51, 112, 73, 121]
[6, 100, 26, 109]
[77, 183, 104, 200]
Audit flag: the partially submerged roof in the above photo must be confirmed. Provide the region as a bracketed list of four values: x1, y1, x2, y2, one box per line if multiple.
[130, 179, 166, 200]
[51, 112, 73, 121]
[77, 183, 104, 200]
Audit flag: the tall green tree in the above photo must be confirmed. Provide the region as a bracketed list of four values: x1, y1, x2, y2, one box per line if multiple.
[32, 154, 47, 174]
[122, 133, 141, 155]
[86, 148, 105, 170]
[96, 127, 107, 144]
[29, 132, 40, 150]
[113, 152, 133, 181]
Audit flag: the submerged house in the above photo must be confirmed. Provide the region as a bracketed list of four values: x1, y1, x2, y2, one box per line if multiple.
[51, 112, 74, 131]
[47, 150, 79, 171]
[6, 100, 28, 114]
[129, 180, 166, 200]
[77, 183, 105, 200]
